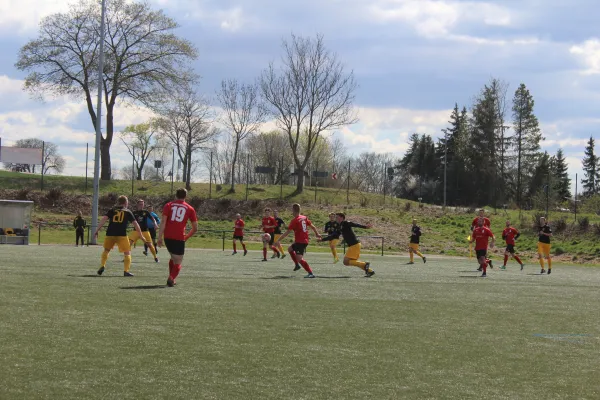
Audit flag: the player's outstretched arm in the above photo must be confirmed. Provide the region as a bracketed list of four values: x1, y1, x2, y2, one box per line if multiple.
[275, 229, 292, 244]
[184, 221, 198, 241]
[309, 223, 321, 239]
[94, 216, 109, 237]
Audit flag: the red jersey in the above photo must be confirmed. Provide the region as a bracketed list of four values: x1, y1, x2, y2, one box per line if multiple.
[288, 215, 312, 244]
[262, 217, 276, 233]
[234, 219, 245, 236]
[472, 217, 491, 229]
[472, 226, 494, 250]
[502, 227, 519, 245]
[162, 200, 197, 240]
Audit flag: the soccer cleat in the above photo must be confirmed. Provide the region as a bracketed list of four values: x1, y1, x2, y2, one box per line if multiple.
[97, 266, 105, 276]
[243, 250, 248, 256]
[304, 273, 315, 278]
[271, 253, 277, 259]
[293, 264, 301, 271]
[124, 271, 134, 277]
[540, 269, 546, 274]
[365, 269, 375, 277]
[481, 272, 487, 277]
[277, 252, 281, 259]
[281, 254, 286, 259]
[143, 251, 148, 256]
[520, 263, 524, 271]
[488, 260, 494, 269]
[477, 267, 482, 272]
[500, 265, 506, 270]
[333, 257, 340, 264]
[262, 258, 268, 262]
[232, 251, 237, 255]
[407, 261, 415, 265]
[547, 269, 551, 275]
[423, 257, 427, 264]
[155, 258, 159, 263]
[166, 278, 175, 287]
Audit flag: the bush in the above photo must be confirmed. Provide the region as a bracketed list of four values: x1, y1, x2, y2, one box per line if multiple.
[216, 184, 222, 192]
[46, 188, 63, 202]
[554, 247, 565, 256]
[16, 189, 30, 200]
[554, 217, 568, 233]
[578, 217, 590, 231]
[360, 196, 369, 207]
[403, 202, 411, 212]
[188, 196, 203, 210]
[594, 224, 600, 236]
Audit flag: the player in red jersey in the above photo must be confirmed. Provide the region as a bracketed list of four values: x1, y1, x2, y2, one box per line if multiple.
[156, 188, 198, 287]
[501, 220, 524, 270]
[471, 209, 493, 269]
[470, 217, 495, 277]
[232, 213, 247, 256]
[260, 207, 279, 261]
[274, 203, 321, 278]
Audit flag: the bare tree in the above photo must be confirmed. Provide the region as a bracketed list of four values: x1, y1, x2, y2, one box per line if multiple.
[16, 0, 197, 180]
[260, 33, 358, 194]
[156, 86, 219, 190]
[120, 122, 157, 180]
[216, 79, 265, 192]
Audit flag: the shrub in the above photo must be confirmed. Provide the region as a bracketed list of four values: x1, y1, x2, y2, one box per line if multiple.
[360, 196, 369, 207]
[594, 224, 600, 236]
[216, 184, 222, 192]
[188, 196, 203, 209]
[16, 189, 30, 200]
[554, 247, 565, 256]
[554, 217, 567, 233]
[403, 202, 411, 212]
[578, 217, 590, 231]
[46, 188, 63, 202]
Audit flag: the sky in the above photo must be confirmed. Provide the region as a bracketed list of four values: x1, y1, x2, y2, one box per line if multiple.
[0, 0, 598, 193]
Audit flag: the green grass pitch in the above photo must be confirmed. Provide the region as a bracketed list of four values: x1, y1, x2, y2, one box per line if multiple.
[1, 245, 599, 399]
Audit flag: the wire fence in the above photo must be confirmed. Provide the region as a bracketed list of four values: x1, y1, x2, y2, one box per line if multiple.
[29, 223, 387, 256]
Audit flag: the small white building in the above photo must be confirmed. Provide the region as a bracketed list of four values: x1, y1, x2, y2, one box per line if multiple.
[0, 200, 34, 245]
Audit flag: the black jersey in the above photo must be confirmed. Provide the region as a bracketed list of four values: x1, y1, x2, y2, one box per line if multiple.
[274, 217, 285, 234]
[73, 216, 86, 229]
[105, 207, 135, 236]
[133, 210, 152, 232]
[324, 221, 341, 238]
[410, 225, 422, 244]
[538, 224, 552, 244]
[322, 220, 367, 247]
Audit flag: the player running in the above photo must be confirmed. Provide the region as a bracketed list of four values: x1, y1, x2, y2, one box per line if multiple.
[408, 218, 426, 264]
[320, 213, 375, 277]
[232, 213, 247, 256]
[143, 205, 160, 257]
[94, 195, 147, 277]
[538, 217, 553, 274]
[157, 188, 198, 287]
[275, 203, 321, 278]
[129, 199, 159, 263]
[260, 208, 279, 261]
[470, 217, 495, 277]
[471, 209, 493, 269]
[500, 220, 524, 270]
[322, 212, 341, 263]
[272, 210, 286, 259]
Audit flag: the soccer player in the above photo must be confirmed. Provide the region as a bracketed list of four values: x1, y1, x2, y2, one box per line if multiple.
[129, 199, 159, 263]
[73, 210, 86, 247]
[260, 207, 279, 261]
[322, 213, 341, 263]
[232, 213, 247, 256]
[94, 195, 147, 277]
[470, 217, 495, 277]
[537, 217, 553, 274]
[157, 188, 198, 287]
[408, 218, 426, 264]
[320, 213, 375, 277]
[144, 205, 160, 256]
[275, 203, 321, 278]
[273, 210, 286, 259]
[471, 209, 493, 269]
[501, 220, 524, 270]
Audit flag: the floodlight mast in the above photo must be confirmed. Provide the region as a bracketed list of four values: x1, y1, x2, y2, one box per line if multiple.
[90, 0, 107, 245]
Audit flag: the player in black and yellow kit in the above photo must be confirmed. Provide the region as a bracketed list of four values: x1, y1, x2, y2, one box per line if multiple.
[272, 210, 286, 259]
[538, 216, 553, 274]
[323, 212, 341, 263]
[129, 199, 159, 263]
[93, 195, 147, 277]
[408, 219, 426, 264]
[319, 213, 375, 277]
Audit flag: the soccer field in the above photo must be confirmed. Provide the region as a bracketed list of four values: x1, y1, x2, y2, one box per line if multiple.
[1, 246, 599, 399]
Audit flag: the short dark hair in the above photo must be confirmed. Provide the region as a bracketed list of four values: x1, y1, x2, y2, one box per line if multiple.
[336, 212, 346, 220]
[176, 188, 187, 199]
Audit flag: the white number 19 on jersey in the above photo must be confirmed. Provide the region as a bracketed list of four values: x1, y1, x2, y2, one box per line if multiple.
[171, 205, 186, 222]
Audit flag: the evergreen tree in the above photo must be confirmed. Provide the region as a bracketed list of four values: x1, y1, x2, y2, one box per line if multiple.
[551, 148, 571, 199]
[512, 83, 543, 208]
[581, 136, 599, 197]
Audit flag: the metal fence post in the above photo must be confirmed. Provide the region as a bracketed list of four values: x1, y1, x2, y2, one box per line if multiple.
[38, 224, 41, 245]
[222, 231, 225, 251]
[87, 226, 90, 246]
[381, 237, 384, 256]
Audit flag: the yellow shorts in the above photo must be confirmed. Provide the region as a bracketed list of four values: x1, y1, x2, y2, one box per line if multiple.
[129, 230, 152, 244]
[329, 239, 339, 247]
[345, 243, 361, 260]
[103, 236, 131, 253]
[537, 242, 551, 256]
[409, 243, 419, 251]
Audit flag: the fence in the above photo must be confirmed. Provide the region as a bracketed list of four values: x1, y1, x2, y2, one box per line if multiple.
[31, 223, 386, 255]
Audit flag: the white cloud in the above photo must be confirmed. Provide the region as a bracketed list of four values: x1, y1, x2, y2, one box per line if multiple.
[570, 39, 600, 75]
[0, 0, 70, 34]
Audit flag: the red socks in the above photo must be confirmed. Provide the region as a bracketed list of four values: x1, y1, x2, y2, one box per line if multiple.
[168, 259, 182, 280]
[233, 243, 237, 252]
[271, 246, 279, 255]
[288, 250, 298, 264]
[300, 259, 313, 274]
[263, 249, 267, 259]
[514, 255, 522, 264]
[482, 261, 487, 273]
[242, 243, 247, 251]
[504, 255, 509, 265]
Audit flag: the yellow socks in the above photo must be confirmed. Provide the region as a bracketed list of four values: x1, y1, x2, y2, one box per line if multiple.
[101, 250, 109, 267]
[349, 260, 367, 270]
[547, 258, 552, 269]
[539, 258, 545, 268]
[149, 244, 157, 258]
[410, 252, 414, 262]
[416, 250, 424, 259]
[331, 247, 338, 260]
[124, 255, 132, 272]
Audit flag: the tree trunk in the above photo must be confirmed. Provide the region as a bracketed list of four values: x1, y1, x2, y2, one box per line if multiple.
[185, 149, 192, 190]
[295, 167, 305, 194]
[100, 141, 111, 181]
[230, 141, 239, 193]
